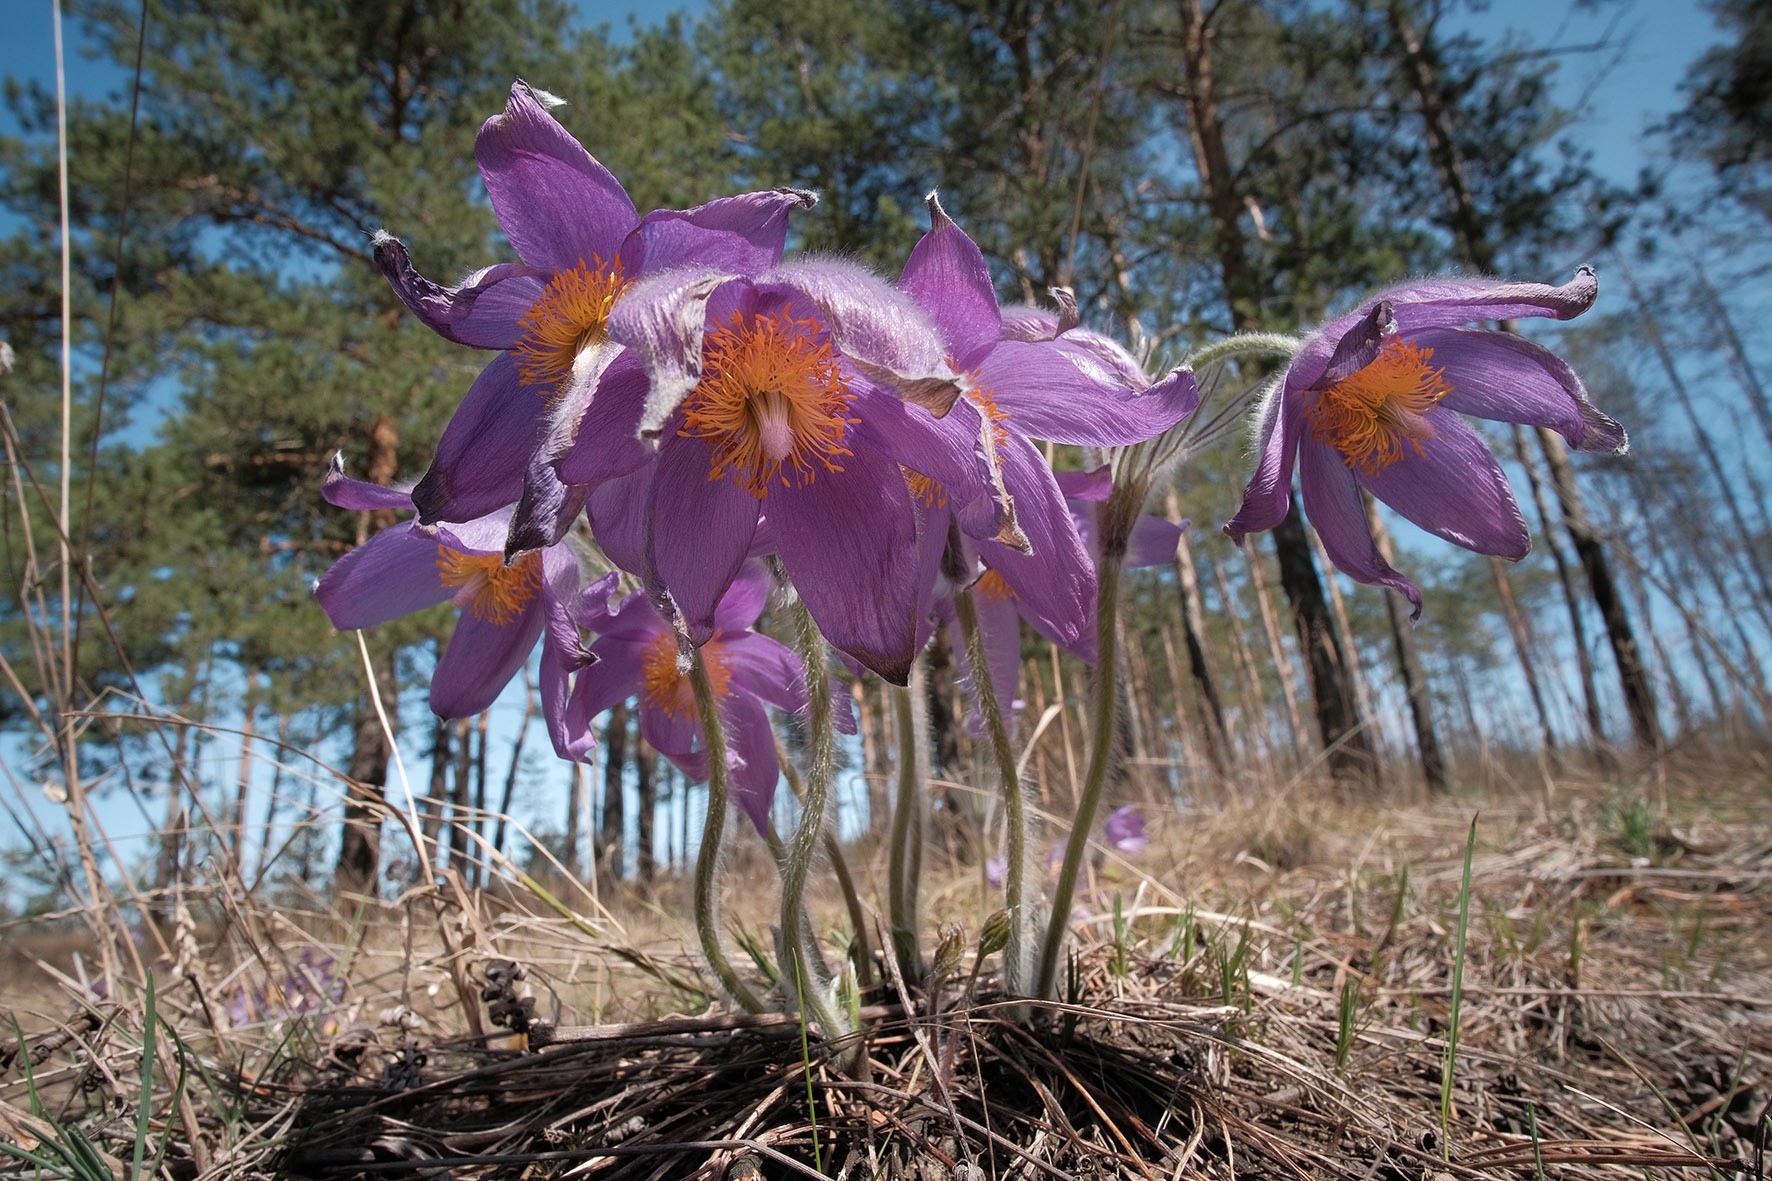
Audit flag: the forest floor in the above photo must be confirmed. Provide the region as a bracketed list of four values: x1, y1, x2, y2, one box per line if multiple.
[3, 747, 1770, 1179]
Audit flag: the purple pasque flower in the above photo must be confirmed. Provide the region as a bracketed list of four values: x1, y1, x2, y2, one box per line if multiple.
[602, 255, 1001, 685]
[312, 457, 593, 761]
[1224, 270, 1626, 614]
[374, 80, 815, 554]
[569, 563, 853, 832]
[896, 196, 1200, 657]
[1104, 806, 1150, 856]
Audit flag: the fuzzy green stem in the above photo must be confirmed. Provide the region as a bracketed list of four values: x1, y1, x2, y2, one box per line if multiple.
[1035, 493, 1136, 999]
[780, 600, 855, 1053]
[688, 652, 765, 1014]
[953, 587, 1033, 996]
[778, 736, 875, 989]
[1186, 331, 1303, 371]
[887, 671, 926, 986]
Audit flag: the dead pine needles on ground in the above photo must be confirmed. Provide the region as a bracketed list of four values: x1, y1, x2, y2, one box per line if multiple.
[3, 752, 1770, 1179]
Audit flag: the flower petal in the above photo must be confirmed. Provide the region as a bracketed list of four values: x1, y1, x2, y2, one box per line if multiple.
[650, 433, 760, 644]
[505, 340, 630, 556]
[588, 462, 655, 577]
[771, 445, 921, 684]
[979, 341, 1200, 444]
[321, 454, 416, 512]
[1298, 440, 1422, 616]
[474, 82, 637, 272]
[431, 598, 546, 718]
[314, 526, 451, 629]
[723, 694, 781, 833]
[539, 548, 595, 761]
[976, 436, 1095, 653]
[1054, 464, 1112, 503]
[641, 700, 706, 774]
[373, 235, 544, 350]
[712, 562, 772, 635]
[412, 352, 538, 524]
[899, 193, 1002, 366]
[1223, 381, 1302, 542]
[556, 348, 654, 487]
[721, 632, 807, 716]
[762, 258, 948, 376]
[1418, 327, 1629, 453]
[1358, 408, 1531, 561]
[610, 269, 745, 435]
[1126, 513, 1184, 569]
[622, 187, 816, 276]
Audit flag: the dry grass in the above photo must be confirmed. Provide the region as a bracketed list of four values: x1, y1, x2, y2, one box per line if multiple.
[3, 750, 1770, 1179]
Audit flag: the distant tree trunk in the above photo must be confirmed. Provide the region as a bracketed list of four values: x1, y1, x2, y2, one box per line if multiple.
[1170, 499, 1228, 775]
[1242, 536, 1312, 762]
[635, 735, 658, 890]
[470, 710, 491, 886]
[336, 413, 401, 895]
[1273, 509, 1377, 783]
[1512, 426, 1607, 749]
[1366, 503, 1448, 793]
[1306, 523, 1381, 758]
[1539, 428, 1663, 751]
[1487, 556, 1559, 760]
[422, 709, 450, 870]
[600, 701, 628, 881]
[1212, 556, 1273, 770]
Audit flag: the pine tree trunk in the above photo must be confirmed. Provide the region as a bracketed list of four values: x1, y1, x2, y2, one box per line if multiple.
[1172, 0, 1371, 781]
[336, 413, 401, 894]
[1242, 536, 1312, 762]
[635, 735, 658, 890]
[1366, 503, 1448, 793]
[1488, 556, 1559, 759]
[1538, 427, 1663, 751]
[1170, 500, 1229, 775]
[600, 701, 628, 881]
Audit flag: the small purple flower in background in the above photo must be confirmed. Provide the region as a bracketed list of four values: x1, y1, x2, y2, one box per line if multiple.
[569, 563, 855, 832]
[1104, 806, 1150, 856]
[312, 458, 592, 761]
[1224, 269, 1626, 614]
[374, 80, 814, 553]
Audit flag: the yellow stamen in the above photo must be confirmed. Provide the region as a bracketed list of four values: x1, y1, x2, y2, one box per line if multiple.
[679, 310, 858, 497]
[514, 258, 626, 391]
[974, 569, 1015, 603]
[435, 548, 544, 626]
[639, 631, 733, 720]
[1303, 338, 1450, 475]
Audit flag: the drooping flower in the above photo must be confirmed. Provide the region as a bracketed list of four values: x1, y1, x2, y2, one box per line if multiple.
[602, 257, 1002, 684]
[568, 563, 854, 832]
[1224, 270, 1625, 614]
[897, 196, 1201, 658]
[374, 80, 815, 553]
[312, 457, 593, 761]
[943, 467, 1184, 735]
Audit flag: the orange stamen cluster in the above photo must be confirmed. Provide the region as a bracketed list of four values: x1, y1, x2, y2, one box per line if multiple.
[514, 258, 626, 392]
[436, 548, 544, 626]
[1303, 338, 1451, 475]
[640, 631, 733, 720]
[955, 364, 1012, 454]
[679, 310, 858, 497]
[903, 467, 947, 508]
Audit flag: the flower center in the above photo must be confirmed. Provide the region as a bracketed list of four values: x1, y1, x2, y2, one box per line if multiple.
[435, 548, 544, 626]
[514, 258, 626, 391]
[679, 310, 857, 497]
[1303, 338, 1450, 475]
[639, 631, 733, 720]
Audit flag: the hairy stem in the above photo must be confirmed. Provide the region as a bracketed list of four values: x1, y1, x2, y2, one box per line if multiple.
[1036, 490, 1136, 999]
[953, 587, 1032, 996]
[689, 652, 765, 1013]
[888, 665, 927, 986]
[780, 600, 854, 1053]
